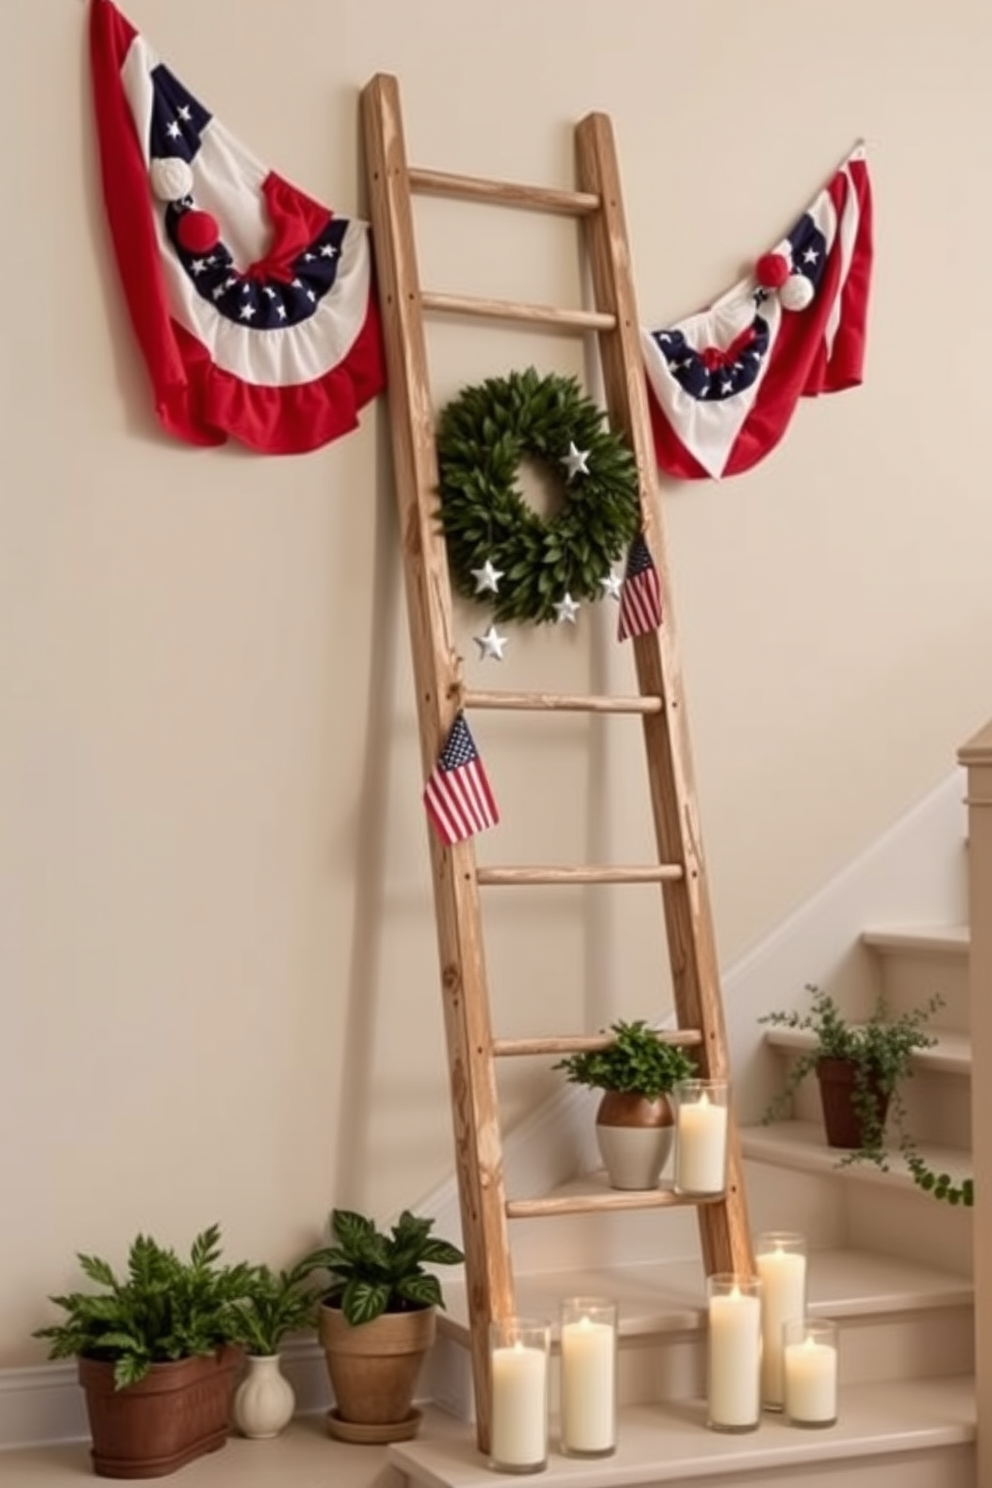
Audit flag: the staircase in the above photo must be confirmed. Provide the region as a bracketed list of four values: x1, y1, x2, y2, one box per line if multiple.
[393, 855, 977, 1483]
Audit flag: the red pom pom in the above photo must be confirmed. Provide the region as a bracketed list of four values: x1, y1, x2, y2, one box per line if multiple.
[176, 210, 220, 254]
[755, 252, 790, 290]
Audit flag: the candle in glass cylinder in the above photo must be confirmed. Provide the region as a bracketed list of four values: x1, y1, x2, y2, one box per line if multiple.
[559, 1298, 617, 1456]
[706, 1275, 762, 1432]
[674, 1081, 729, 1195]
[755, 1232, 807, 1410]
[489, 1320, 550, 1473]
[783, 1319, 838, 1428]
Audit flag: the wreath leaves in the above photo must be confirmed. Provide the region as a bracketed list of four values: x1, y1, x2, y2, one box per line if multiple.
[436, 368, 641, 625]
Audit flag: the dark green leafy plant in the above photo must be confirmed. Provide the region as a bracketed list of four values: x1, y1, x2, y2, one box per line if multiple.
[435, 367, 641, 625]
[903, 1149, 974, 1207]
[228, 1258, 323, 1356]
[302, 1209, 464, 1328]
[32, 1224, 255, 1389]
[759, 984, 944, 1169]
[553, 1019, 697, 1101]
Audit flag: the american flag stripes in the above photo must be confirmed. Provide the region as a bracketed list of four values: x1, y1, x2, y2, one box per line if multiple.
[617, 533, 663, 642]
[423, 714, 499, 847]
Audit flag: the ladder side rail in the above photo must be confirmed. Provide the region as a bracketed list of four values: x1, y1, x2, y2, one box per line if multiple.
[574, 112, 754, 1278]
[360, 72, 512, 1453]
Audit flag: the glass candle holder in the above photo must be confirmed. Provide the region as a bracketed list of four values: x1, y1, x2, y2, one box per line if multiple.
[559, 1297, 618, 1457]
[674, 1080, 729, 1195]
[783, 1318, 839, 1428]
[489, 1318, 551, 1474]
[706, 1273, 762, 1433]
[755, 1231, 807, 1411]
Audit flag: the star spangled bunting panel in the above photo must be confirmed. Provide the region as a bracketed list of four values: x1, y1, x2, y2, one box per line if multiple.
[89, 0, 385, 454]
[642, 145, 872, 481]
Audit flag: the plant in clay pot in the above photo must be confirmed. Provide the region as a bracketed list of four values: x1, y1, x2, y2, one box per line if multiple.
[32, 1224, 253, 1479]
[228, 1258, 323, 1440]
[302, 1207, 464, 1445]
[760, 984, 944, 1169]
[553, 1019, 697, 1190]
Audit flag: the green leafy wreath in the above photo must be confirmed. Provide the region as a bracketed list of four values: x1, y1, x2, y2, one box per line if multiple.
[435, 367, 641, 625]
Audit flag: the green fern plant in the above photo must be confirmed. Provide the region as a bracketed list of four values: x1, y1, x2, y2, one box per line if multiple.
[228, 1258, 323, 1356]
[552, 1019, 697, 1101]
[301, 1209, 464, 1328]
[33, 1224, 255, 1389]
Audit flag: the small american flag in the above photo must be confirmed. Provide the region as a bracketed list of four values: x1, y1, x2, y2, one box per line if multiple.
[423, 713, 499, 847]
[617, 533, 663, 642]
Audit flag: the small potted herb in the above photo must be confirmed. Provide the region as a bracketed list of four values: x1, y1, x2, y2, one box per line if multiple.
[760, 984, 943, 1168]
[553, 1019, 697, 1190]
[229, 1258, 324, 1439]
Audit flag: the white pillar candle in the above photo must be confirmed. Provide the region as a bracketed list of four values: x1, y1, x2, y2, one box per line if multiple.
[675, 1087, 728, 1194]
[707, 1279, 762, 1431]
[784, 1325, 838, 1427]
[490, 1341, 548, 1470]
[559, 1306, 617, 1455]
[755, 1236, 807, 1409]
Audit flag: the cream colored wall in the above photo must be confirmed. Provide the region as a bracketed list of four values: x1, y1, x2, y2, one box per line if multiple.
[2, 0, 989, 1368]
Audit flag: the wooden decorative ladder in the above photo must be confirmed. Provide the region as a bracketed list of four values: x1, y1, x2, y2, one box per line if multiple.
[360, 72, 754, 1452]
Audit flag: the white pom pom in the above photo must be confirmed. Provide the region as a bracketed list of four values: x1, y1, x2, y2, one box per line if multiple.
[779, 273, 815, 312]
[150, 156, 195, 203]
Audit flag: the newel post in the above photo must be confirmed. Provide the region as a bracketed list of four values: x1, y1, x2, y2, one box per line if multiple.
[959, 719, 992, 1478]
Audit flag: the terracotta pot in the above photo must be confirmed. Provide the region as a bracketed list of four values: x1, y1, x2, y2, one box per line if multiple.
[78, 1345, 240, 1479]
[595, 1090, 675, 1190]
[319, 1301, 434, 1436]
[815, 1057, 890, 1149]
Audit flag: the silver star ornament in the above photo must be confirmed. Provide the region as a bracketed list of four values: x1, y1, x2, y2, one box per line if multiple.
[474, 624, 508, 662]
[471, 558, 504, 595]
[560, 442, 591, 481]
[599, 570, 623, 602]
[553, 592, 581, 625]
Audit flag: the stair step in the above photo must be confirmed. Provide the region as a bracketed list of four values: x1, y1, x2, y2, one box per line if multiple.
[862, 925, 970, 958]
[426, 1248, 973, 1423]
[395, 1377, 975, 1487]
[741, 1120, 972, 1195]
[763, 1025, 972, 1076]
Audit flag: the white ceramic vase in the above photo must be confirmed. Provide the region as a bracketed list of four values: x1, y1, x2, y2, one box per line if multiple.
[595, 1091, 675, 1190]
[233, 1353, 296, 1439]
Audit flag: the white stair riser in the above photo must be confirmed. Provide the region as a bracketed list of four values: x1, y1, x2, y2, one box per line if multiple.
[779, 1061, 972, 1152]
[425, 1303, 972, 1424]
[659, 1446, 974, 1488]
[846, 1184, 973, 1278]
[873, 950, 970, 1033]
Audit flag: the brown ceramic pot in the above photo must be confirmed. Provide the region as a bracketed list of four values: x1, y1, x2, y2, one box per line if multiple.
[78, 1345, 239, 1479]
[595, 1090, 676, 1189]
[815, 1057, 890, 1149]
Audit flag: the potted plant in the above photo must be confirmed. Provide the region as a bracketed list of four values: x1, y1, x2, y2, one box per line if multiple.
[553, 1019, 697, 1190]
[228, 1258, 324, 1440]
[760, 984, 944, 1167]
[32, 1224, 254, 1479]
[302, 1207, 463, 1445]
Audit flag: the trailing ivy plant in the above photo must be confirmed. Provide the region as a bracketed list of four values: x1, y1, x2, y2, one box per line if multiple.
[902, 1146, 974, 1207]
[33, 1224, 255, 1389]
[553, 1019, 697, 1102]
[301, 1209, 464, 1328]
[759, 984, 944, 1171]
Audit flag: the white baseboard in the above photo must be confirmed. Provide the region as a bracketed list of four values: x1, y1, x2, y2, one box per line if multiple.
[0, 1339, 330, 1452]
[1, 771, 967, 1451]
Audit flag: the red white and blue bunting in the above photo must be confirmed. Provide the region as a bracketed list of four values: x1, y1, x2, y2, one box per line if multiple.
[642, 145, 872, 481]
[89, 0, 384, 454]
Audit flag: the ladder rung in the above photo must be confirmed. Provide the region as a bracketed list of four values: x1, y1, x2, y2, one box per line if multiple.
[421, 290, 616, 333]
[409, 166, 600, 217]
[493, 1031, 704, 1057]
[506, 1190, 723, 1219]
[463, 688, 663, 715]
[477, 865, 684, 886]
